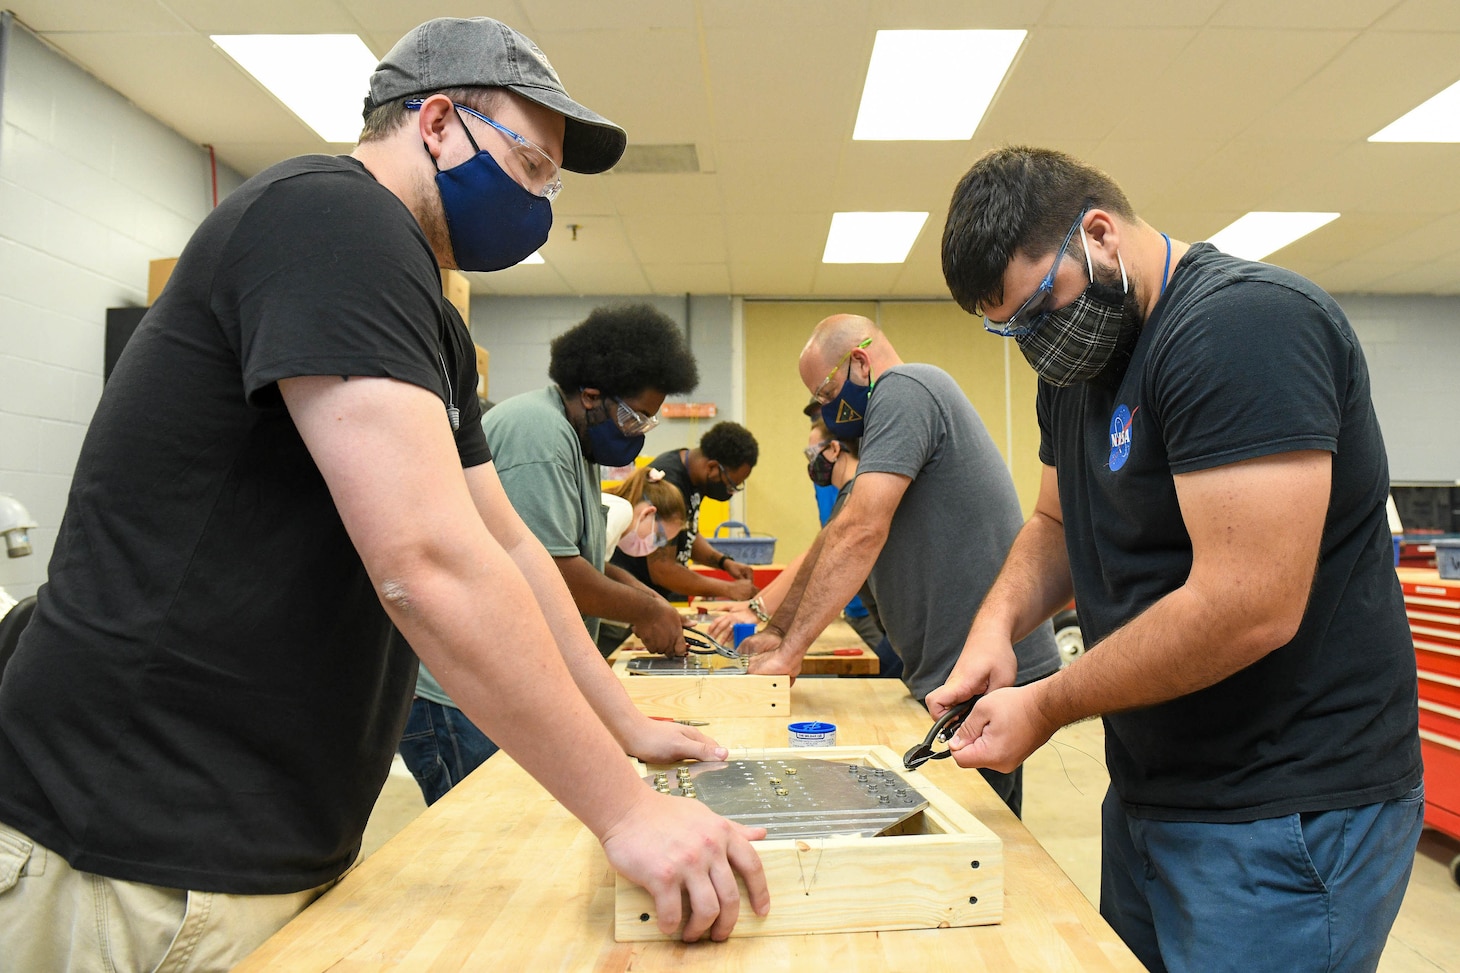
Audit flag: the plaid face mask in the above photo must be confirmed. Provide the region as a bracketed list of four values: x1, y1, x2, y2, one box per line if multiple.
[1014, 276, 1132, 387]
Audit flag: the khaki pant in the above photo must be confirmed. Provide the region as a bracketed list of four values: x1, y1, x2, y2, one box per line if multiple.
[0, 821, 335, 972]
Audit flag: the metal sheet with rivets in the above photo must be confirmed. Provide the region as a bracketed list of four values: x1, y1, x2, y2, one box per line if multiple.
[624, 656, 747, 674]
[645, 758, 929, 838]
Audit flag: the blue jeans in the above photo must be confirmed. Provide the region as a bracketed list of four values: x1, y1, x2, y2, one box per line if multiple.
[1100, 782, 1424, 973]
[397, 698, 500, 806]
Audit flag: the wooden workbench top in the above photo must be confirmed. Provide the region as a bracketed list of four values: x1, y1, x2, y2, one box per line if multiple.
[236, 679, 1142, 971]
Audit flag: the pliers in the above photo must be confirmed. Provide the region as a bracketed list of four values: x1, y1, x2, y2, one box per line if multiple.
[903, 696, 981, 770]
[683, 628, 739, 659]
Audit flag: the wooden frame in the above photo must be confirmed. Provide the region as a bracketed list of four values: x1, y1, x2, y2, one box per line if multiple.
[611, 656, 791, 717]
[614, 745, 1003, 940]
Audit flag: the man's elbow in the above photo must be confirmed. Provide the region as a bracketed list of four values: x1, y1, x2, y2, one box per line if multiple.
[1234, 595, 1309, 664]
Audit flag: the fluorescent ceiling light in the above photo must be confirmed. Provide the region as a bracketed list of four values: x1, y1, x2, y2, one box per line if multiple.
[1206, 212, 1339, 261]
[519, 251, 545, 265]
[212, 34, 379, 143]
[1370, 77, 1460, 142]
[822, 212, 929, 264]
[853, 29, 1026, 140]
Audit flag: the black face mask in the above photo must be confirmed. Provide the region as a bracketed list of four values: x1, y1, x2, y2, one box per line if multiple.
[807, 449, 836, 488]
[702, 473, 734, 503]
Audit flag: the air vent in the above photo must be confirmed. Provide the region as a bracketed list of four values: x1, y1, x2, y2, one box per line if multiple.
[611, 144, 700, 174]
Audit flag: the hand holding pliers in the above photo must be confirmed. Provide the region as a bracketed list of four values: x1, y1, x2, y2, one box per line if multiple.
[903, 696, 982, 770]
[683, 628, 739, 659]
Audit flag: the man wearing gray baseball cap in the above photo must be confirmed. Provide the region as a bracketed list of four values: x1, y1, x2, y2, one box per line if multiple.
[0, 17, 767, 970]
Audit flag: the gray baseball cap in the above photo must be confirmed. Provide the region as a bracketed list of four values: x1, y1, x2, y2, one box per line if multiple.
[365, 17, 626, 174]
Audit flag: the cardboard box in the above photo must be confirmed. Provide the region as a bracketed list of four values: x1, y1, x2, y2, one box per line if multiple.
[440, 268, 471, 326]
[147, 258, 178, 304]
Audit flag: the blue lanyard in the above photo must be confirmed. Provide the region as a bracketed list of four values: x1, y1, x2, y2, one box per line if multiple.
[1159, 233, 1172, 295]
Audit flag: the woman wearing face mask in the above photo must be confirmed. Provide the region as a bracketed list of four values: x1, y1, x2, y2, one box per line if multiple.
[603, 467, 687, 557]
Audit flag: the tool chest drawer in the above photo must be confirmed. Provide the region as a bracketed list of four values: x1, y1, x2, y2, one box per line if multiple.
[1415, 641, 1460, 681]
[1420, 735, 1460, 833]
[1400, 569, 1460, 841]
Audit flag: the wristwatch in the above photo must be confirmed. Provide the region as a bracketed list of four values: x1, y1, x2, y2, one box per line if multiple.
[748, 595, 771, 624]
[717, 553, 732, 570]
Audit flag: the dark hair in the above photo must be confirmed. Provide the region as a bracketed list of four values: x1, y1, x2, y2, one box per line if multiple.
[358, 88, 506, 144]
[700, 421, 758, 470]
[548, 303, 698, 397]
[941, 146, 1136, 316]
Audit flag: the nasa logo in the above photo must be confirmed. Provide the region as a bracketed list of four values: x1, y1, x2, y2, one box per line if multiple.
[1108, 404, 1138, 471]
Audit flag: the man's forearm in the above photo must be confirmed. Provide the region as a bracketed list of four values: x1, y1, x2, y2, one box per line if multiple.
[647, 556, 740, 598]
[558, 554, 667, 626]
[499, 542, 645, 741]
[768, 517, 882, 656]
[1033, 580, 1271, 730]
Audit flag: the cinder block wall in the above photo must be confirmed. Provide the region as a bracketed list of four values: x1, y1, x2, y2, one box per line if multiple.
[0, 18, 241, 598]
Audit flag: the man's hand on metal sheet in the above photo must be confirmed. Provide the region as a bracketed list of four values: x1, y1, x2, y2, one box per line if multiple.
[620, 715, 728, 766]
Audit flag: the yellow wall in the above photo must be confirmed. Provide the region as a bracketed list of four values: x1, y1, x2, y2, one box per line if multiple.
[741, 301, 1043, 567]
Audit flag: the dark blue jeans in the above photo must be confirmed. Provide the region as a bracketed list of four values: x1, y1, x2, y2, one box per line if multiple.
[1100, 781, 1424, 973]
[397, 698, 500, 806]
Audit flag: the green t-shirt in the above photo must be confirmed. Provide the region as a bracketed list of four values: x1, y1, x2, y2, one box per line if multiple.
[415, 386, 606, 705]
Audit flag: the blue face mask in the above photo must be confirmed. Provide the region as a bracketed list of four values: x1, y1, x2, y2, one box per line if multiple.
[821, 373, 873, 438]
[432, 109, 552, 272]
[585, 418, 645, 468]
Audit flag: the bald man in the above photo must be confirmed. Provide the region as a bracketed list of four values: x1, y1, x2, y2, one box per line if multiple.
[740, 315, 1060, 815]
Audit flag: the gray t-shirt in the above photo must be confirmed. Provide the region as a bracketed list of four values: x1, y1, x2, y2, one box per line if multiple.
[416, 386, 606, 704]
[859, 363, 1061, 701]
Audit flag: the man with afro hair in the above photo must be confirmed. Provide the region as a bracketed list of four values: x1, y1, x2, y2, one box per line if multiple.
[401, 303, 706, 802]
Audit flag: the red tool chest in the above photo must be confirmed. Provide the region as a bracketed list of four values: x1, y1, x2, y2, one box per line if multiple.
[1397, 568, 1460, 858]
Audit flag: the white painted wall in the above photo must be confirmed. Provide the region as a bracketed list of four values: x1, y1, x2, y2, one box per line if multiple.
[0, 18, 241, 598]
[1339, 294, 1460, 484]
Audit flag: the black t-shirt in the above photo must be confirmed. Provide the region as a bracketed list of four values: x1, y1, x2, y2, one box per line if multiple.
[611, 449, 700, 596]
[1038, 243, 1420, 821]
[0, 155, 489, 893]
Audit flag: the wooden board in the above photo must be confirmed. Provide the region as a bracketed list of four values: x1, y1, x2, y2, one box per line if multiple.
[617, 645, 878, 677]
[615, 744, 1001, 940]
[612, 655, 791, 717]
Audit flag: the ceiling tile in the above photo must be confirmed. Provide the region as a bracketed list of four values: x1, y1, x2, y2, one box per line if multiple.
[729, 260, 818, 296]
[1244, 31, 1460, 141]
[623, 214, 727, 263]
[1209, 0, 1398, 29]
[1039, 0, 1225, 28]
[1373, 0, 1460, 31]
[8, 0, 181, 32]
[1108, 27, 1358, 144]
[641, 262, 733, 294]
